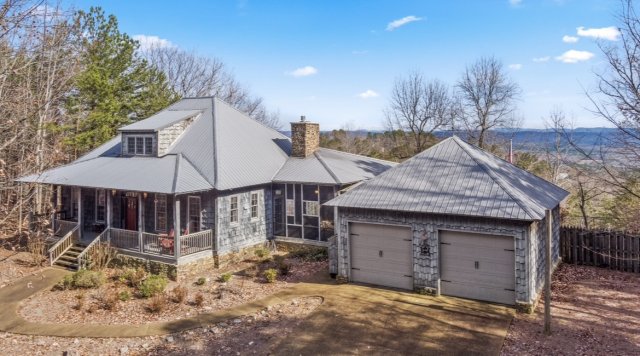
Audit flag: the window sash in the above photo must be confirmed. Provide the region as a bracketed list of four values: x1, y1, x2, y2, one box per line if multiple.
[250, 193, 259, 219]
[188, 196, 201, 233]
[126, 135, 154, 155]
[230, 196, 238, 223]
[154, 194, 167, 232]
[95, 189, 106, 222]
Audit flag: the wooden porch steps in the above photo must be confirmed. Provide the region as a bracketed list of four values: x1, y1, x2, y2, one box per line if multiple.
[53, 244, 87, 271]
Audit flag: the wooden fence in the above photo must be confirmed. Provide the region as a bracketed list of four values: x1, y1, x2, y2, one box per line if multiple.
[560, 226, 640, 273]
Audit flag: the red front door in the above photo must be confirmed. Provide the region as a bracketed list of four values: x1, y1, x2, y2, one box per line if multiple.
[125, 196, 138, 231]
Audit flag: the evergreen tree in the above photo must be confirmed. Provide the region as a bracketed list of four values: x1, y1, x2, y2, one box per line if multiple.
[65, 7, 176, 156]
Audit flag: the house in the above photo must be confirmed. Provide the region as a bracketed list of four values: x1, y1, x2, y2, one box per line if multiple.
[19, 97, 395, 270]
[325, 136, 569, 309]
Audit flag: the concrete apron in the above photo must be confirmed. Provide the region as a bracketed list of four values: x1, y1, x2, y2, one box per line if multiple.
[0, 268, 326, 338]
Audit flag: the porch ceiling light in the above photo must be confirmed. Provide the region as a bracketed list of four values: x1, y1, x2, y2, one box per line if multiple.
[143, 192, 148, 199]
[111, 189, 116, 196]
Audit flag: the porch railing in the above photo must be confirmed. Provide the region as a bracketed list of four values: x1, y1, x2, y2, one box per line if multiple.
[141, 232, 175, 257]
[53, 219, 77, 237]
[77, 229, 108, 270]
[108, 228, 139, 251]
[48, 225, 79, 266]
[181, 229, 213, 256]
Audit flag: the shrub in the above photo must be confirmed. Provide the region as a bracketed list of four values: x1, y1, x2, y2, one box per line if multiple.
[138, 275, 168, 298]
[119, 267, 147, 287]
[73, 293, 85, 310]
[147, 294, 166, 313]
[289, 247, 328, 262]
[194, 292, 204, 307]
[219, 272, 232, 283]
[99, 290, 119, 311]
[254, 246, 270, 259]
[27, 235, 46, 266]
[62, 270, 105, 289]
[278, 262, 291, 276]
[118, 290, 131, 301]
[263, 268, 278, 283]
[195, 277, 206, 286]
[88, 242, 118, 271]
[170, 285, 188, 303]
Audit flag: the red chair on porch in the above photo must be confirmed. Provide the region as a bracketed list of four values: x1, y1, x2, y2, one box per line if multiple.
[159, 229, 175, 255]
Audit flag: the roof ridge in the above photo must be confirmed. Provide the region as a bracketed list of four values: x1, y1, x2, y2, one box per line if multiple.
[211, 97, 219, 189]
[212, 97, 289, 140]
[452, 137, 540, 220]
[171, 154, 181, 194]
[317, 147, 397, 165]
[314, 150, 341, 184]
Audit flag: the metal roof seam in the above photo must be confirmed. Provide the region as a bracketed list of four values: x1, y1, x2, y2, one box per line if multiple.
[452, 137, 538, 220]
[314, 150, 341, 184]
[211, 97, 219, 189]
[172, 154, 181, 194]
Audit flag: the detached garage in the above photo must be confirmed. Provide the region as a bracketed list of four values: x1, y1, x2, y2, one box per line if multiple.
[326, 136, 568, 309]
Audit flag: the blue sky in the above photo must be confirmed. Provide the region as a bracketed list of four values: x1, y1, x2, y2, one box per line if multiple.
[69, 0, 620, 130]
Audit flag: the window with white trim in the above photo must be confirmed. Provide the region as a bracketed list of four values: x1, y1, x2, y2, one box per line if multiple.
[250, 192, 259, 219]
[188, 196, 201, 233]
[230, 196, 238, 223]
[126, 135, 154, 155]
[154, 194, 167, 232]
[95, 189, 106, 222]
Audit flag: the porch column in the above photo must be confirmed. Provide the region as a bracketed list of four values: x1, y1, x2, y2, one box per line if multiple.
[77, 188, 82, 240]
[106, 191, 112, 242]
[138, 193, 143, 252]
[174, 197, 181, 260]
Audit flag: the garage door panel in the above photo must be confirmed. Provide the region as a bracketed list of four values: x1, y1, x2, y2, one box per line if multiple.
[349, 223, 413, 290]
[352, 269, 412, 290]
[441, 280, 515, 306]
[440, 230, 516, 305]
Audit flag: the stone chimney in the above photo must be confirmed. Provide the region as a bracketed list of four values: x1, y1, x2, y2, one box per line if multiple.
[291, 115, 320, 158]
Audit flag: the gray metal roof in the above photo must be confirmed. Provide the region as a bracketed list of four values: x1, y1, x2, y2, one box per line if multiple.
[18, 154, 212, 194]
[273, 148, 397, 185]
[118, 109, 202, 132]
[325, 136, 569, 221]
[19, 97, 291, 192]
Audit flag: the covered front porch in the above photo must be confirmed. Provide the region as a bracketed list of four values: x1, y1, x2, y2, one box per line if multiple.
[50, 186, 214, 266]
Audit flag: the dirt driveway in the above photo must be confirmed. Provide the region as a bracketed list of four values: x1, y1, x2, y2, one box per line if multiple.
[272, 282, 514, 355]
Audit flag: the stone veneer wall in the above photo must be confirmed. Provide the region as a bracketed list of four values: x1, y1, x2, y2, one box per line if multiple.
[157, 116, 195, 156]
[291, 121, 320, 157]
[529, 205, 561, 301]
[333, 208, 538, 304]
[216, 186, 272, 254]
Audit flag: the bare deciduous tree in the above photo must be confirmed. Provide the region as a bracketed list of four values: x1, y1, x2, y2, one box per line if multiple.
[455, 56, 520, 148]
[582, 0, 640, 200]
[385, 72, 454, 154]
[142, 45, 282, 129]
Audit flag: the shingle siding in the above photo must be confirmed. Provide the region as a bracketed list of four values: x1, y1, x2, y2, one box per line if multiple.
[333, 207, 547, 304]
[530, 206, 561, 298]
[216, 186, 271, 254]
[157, 117, 194, 156]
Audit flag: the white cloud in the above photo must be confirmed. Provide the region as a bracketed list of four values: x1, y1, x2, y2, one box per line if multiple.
[576, 26, 620, 41]
[532, 56, 550, 62]
[356, 90, 379, 99]
[386, 16, 422, 31]
[287, 66, 318, 77]
[562, 35, 579, 43]
[508, 64, 523, 70]
[133, 35, 173, 51]
[555, 50, 594, 63]
[509, 0, 523, 6]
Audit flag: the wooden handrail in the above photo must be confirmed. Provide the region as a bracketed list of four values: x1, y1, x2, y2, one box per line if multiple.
[77, 228, 108, 270]
[48, 225, 79, 266]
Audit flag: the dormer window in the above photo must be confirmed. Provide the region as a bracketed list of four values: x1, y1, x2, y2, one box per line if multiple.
[123, 134, 155, 156]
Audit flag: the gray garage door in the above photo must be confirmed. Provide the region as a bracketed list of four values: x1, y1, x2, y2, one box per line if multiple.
[349, 223, 413, 290]
[440, 230, 516, 305]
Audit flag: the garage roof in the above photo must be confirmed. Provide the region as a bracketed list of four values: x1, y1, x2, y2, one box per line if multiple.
[325, 136, 569, 221]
